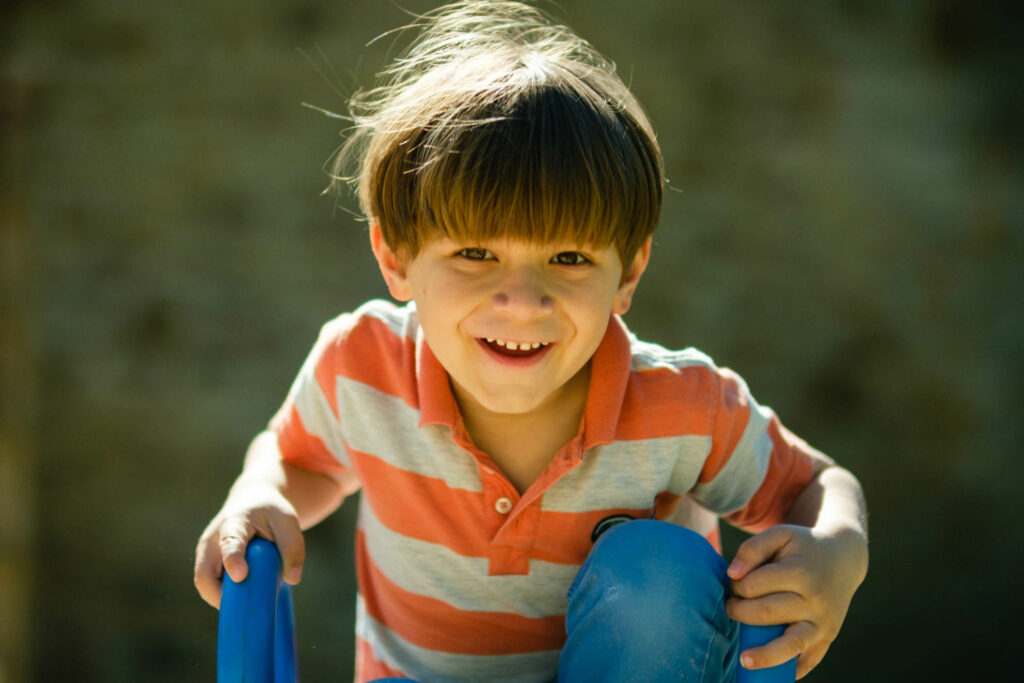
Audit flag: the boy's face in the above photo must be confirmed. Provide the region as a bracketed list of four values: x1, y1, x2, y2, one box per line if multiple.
[372, 223, 650, 417]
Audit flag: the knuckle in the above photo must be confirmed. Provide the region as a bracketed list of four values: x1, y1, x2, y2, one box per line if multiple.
[753, 601, 775, 622]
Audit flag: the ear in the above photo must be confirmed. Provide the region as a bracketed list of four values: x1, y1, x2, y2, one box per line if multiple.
[612, 237, 652, 315]
[369, 220, 413, 301]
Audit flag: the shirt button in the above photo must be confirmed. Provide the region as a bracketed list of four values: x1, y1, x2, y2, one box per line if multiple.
[494, 497, 513, 514]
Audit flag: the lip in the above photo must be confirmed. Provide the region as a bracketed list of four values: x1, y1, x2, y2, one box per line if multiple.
[476, 338, 554, 367]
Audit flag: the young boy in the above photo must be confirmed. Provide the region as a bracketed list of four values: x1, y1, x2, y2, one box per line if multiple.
[194, 2, 868, 681]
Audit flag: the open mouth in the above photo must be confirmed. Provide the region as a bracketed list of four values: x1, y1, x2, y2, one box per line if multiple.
[480, 337, 551, 358]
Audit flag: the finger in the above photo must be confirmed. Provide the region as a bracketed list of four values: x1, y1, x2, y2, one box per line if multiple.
[795, 640, 829, 680]
[740, 620, 815, 671]
[728, 527, 792, 580]
[268, 513, 306, 585]
[194, 534, 226, 608]
[218, 519, 254, 584]
[731, 559, 808, 599]
[727, 591, 805, 627]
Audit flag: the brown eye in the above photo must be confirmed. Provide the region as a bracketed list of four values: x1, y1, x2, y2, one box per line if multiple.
[458, 247, 493, 260]
[552, 252, 588, 266]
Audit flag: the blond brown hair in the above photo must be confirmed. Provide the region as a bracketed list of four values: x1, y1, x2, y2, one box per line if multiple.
[331, 1, 663, 262]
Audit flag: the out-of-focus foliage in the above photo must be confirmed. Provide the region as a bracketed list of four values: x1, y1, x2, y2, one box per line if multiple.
[4, 0, 1021, 680]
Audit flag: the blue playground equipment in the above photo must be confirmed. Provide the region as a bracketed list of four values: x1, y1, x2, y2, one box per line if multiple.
[217, 538, 297, 683]
[216, 539, 796, 682]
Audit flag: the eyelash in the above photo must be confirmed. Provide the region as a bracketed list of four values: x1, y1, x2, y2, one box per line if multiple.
[456, 248, 590, 266]
[457, 247, 494, 261]
[551, 251, 589, 266]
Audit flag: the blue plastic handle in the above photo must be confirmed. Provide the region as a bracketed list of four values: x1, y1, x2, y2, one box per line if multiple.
[217, 538, 298, 683]
[736, 623, 797, 682]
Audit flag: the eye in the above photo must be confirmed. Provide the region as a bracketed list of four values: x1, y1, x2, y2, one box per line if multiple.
[551, 251, 589, 266]
[457, 247, 494, 261]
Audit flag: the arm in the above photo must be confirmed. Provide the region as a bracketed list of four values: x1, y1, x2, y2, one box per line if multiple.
[726, 455, 868, 679]
[193, 430, 354, 608]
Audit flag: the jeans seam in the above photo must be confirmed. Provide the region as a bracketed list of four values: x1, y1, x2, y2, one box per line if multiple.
[698, 592, 729, 683]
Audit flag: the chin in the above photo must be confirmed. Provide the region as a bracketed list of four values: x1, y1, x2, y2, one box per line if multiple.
[475, 391, 547, 416]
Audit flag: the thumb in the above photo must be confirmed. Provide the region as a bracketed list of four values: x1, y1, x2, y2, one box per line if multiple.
[728, 527, 791, 580]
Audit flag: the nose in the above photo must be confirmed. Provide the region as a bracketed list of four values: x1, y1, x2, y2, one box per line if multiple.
[492, 265, 554, 319]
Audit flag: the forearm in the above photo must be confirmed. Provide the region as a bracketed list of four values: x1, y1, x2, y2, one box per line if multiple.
[786, 465, 869, 581]
[787, 466, 867, 534]
[231, 430, 349, 529]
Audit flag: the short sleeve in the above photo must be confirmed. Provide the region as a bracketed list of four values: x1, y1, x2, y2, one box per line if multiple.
[268, 316, 354, 476]
[690, 367, 828, 533]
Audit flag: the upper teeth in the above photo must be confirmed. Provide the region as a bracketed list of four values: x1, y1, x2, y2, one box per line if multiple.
[485, 338, 548, 351]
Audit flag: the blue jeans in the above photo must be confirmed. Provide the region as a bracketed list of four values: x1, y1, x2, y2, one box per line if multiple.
[373, 520, 787, 682]
[558, 519, 739, 681]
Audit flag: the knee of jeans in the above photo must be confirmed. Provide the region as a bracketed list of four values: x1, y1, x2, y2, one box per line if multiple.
[575, 520, 729, 620]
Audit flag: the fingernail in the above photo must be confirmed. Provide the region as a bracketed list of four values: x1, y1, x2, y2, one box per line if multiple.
[728, 561, 743, 575]
[741, 654, 754, 669]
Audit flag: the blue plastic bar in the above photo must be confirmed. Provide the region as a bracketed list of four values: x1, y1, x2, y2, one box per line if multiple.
[217, 538, 298, 683]
[736, 623, 798, 682]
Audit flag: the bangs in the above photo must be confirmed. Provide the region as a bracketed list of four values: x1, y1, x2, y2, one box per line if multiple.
[335, 1, 665, 262]
[360, 60, 662, 261]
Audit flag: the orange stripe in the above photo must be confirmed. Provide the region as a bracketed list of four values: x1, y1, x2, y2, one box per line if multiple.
[531, 506, 654, 565]
[326, 314, 419, 409]
[357, 530, 567, 656]
[699, 367, 752, 484]
[617, 365, 717, 440]
[271, 401, 347, 475]
[350, 448, 493, 557]
[355, 636, 407, 682]
[725, 414, 819, 532]
[653, 490, 682, 519]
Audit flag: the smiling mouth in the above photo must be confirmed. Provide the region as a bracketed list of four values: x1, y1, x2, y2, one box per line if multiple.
[480, 337, 551, 357]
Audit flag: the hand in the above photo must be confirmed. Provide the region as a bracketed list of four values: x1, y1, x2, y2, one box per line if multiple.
[725, 524, 867, 679]
[193, 481, 306, 609]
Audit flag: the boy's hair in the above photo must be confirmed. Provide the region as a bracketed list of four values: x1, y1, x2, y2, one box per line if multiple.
[331, 0, 663, 263]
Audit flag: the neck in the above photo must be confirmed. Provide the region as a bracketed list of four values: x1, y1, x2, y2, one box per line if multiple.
[453, 364, 591, 479]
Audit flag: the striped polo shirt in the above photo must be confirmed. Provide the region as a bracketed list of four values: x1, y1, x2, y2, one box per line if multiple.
[269, 299, 822, 682]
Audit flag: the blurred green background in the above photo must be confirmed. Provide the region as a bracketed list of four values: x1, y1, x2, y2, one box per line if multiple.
[2, 0, 1022, 680]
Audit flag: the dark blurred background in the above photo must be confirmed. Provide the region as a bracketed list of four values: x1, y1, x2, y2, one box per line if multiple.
[2, 0, 1022, 680]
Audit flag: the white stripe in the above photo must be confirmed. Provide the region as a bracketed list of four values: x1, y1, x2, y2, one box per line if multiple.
[338, 378, 484, 492]
[352, 298, 418, 339]
[357, 596, 561, 683]
[360, 500, 575, 618]
[286, 321, 352, 468]
[283, 300, 416, 470]
[665, 495, 721, 537]
[542, 436, 710, 512]
[629, 338, 716, 372]
[690, 400, 774, 514]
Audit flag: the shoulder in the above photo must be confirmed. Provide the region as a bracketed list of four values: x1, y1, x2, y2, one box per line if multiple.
[628, 334, 718, 375]
[306, 300, 419, 377]
[626, 331, 728, 395]
[317, 299, 418, 345]
[626, 334, 755, 406]
[614, 330, 731, 431]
